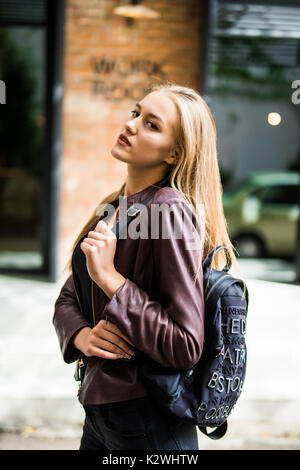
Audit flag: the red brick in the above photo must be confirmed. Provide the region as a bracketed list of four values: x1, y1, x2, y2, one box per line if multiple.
[57, 0, 205, 278]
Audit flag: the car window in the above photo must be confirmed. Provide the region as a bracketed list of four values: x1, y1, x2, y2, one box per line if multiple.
[248, 187, 268, 200]
[261, 185, 299, 205]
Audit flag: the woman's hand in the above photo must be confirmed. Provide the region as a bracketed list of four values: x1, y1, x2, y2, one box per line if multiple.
[73, 320, 135, 360]
[80, 220, 117, 286]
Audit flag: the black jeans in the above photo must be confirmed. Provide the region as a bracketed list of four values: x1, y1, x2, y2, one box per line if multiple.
[79, 396, 199, 450]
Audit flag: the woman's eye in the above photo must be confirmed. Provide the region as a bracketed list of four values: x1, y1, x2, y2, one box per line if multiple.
[147, 121, 157, 129]
[131, 109, 158, 130]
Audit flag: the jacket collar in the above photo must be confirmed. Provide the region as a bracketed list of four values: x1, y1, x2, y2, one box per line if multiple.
[111, 173, 171, 208]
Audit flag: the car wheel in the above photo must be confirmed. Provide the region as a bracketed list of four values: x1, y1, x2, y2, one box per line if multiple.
[234, 234, 266, 258]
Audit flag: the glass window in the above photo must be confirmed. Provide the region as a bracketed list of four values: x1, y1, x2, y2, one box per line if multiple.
[261, 185, 299, 205]
[206, 0, 300, 187]
[0, 25, 46, 270]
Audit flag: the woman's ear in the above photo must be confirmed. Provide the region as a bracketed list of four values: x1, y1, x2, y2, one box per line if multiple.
[165, 155, 176, 166]
[165, 148, 179, 166]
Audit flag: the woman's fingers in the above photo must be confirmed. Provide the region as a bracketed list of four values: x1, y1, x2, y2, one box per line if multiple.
[97, 330, 133, 355]
[90, 330, 133, 356]
[87, 230, 110, 241]
[91, 338, 133, 359]
[81, 238, 105, 248]
[100, 320, 135, 347]
[91, 320, 135, 355]
[81, 230, 110, 249]
[87, 345, 130, 360]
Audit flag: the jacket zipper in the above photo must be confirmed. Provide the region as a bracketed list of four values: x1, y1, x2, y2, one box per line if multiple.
[76, 278, 99, 385]
[71, 258, 88, 387]
[91, 279, 96, 327]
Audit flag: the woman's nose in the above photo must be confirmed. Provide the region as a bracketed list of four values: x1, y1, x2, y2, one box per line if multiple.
[124, 118, 137, 135]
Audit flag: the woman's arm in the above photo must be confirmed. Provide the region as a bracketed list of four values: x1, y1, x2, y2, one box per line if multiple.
[53, 275, 91, 363]
[53, 275, 135, 362]
[102, 198, 205, 370]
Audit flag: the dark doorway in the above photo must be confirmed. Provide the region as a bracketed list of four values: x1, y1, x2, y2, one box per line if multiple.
[0, 0, 64, 281]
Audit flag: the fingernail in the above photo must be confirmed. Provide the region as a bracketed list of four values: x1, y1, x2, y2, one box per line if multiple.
[123, 353, 133, 359]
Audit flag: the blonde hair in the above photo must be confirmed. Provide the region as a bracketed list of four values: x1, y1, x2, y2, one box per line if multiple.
[64, 80, 245, 288]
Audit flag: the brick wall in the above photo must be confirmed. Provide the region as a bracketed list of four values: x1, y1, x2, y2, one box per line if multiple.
[57, 0, 205, 278]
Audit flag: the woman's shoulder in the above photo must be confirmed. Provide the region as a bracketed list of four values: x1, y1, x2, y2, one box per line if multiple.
[151, 186, 187, 206]
[150, 186, 200, 229]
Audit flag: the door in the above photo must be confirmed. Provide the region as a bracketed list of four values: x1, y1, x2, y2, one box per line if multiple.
[0, 0, 64, 280]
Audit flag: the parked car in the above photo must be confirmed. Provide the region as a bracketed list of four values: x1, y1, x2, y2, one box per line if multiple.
[222, 171, 300, 258]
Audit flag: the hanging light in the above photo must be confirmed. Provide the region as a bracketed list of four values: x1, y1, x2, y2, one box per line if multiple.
[112, 0, 160, 19]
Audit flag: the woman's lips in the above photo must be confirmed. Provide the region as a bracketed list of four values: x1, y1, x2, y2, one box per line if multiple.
[117, 134, 131, 146]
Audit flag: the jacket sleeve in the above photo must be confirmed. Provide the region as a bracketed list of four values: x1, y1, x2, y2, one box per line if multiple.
[102, 198, 205, 370]
[53, 274, 91, 363]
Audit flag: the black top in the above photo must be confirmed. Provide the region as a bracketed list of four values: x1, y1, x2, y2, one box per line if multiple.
[72, 233, 94, 326]
[71, 203, 117, 327]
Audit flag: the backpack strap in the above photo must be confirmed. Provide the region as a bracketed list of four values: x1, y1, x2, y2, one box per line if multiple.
[198, 421, 228, 440]
[111, 189, 156, 238]
[203, 245, 231, 272]
[206, 275, 248, 309]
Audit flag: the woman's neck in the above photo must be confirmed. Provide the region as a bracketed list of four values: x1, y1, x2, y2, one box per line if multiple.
[123, 169, 170, 198]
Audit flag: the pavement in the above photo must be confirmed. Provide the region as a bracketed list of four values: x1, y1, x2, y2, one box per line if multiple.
[1, 419, 300, 450]
[0, 257, 299, 450]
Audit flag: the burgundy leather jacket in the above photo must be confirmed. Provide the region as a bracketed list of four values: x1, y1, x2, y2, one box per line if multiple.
[53, 177, 205, 405]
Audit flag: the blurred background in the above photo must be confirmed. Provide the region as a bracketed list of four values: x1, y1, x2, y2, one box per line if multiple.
[0, 0, 299, 450]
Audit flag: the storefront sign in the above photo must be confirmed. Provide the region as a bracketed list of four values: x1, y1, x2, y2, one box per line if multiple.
[89, 57, 167, 101]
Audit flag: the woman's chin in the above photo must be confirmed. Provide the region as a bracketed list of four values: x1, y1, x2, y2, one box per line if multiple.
[110, 145, 130, 162]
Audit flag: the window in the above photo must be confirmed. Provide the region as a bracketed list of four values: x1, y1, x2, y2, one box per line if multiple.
[262, 185, 299, 205]
[205, 0, 300, 186]
[0, 0, 64, 280]
[0, 1, 46, 270]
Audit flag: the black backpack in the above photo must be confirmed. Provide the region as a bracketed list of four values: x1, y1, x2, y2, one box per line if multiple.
[137, 244, 249, 439]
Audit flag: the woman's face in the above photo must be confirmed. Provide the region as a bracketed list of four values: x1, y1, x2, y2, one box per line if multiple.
[111, 91, 178, 169]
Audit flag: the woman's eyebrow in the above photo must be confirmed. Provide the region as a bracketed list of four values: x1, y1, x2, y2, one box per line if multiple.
[135, 103, 164, 126]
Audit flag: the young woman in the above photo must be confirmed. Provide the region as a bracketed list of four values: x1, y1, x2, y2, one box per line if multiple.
[53, 82, 241, 451]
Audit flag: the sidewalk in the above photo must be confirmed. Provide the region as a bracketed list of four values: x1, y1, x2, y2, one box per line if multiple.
[0, 258, 299, 449]
[1, 419, 300, 450]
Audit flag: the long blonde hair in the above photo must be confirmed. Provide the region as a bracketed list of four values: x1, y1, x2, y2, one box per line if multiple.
[64, 81, 244, 286]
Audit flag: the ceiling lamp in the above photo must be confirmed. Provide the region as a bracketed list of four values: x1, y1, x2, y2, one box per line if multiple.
[112, 1, 160, 19]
